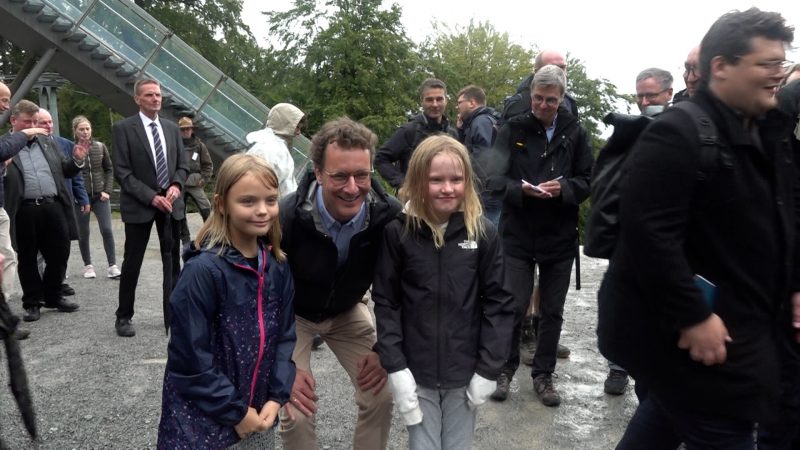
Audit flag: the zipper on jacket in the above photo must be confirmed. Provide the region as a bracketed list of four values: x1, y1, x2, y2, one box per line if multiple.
[234, 247, 268, 406]
[436, 246, 443, 388]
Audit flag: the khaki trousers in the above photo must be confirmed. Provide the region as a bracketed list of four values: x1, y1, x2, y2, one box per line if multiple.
[279, 303, 392, 450]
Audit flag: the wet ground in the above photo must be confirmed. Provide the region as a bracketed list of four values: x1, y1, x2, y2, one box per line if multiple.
[0, 213, 637, 449]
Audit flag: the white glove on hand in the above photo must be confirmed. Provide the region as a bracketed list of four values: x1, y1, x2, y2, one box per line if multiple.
[466, 373, 496, 409]
[388, 369, 423, 426]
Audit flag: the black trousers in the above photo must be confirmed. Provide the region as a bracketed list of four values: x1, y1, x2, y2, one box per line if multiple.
[116, 213, 180, 320]
[16, 202, 70, 308]
[502, 254, 573, 377]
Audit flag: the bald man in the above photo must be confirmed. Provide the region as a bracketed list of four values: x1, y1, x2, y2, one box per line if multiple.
[672, 45, 700, 103]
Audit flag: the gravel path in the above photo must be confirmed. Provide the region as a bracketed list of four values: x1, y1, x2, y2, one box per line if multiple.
[0, 213, 636, 449]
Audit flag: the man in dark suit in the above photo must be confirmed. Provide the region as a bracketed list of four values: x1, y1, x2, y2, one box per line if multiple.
[112, 78, 188, 337]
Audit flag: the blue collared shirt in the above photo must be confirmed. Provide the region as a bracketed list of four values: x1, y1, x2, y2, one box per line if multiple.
[315, 186, 366, 267]
[545, 115, 558, 142]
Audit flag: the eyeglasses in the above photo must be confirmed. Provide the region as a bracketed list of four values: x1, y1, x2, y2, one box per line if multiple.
[636, 88, 669, 101]
[733, 56, 794, 73]
[532, 94, 562, 107]
[322, 169, 373, 186]
[754, 59, 794, 72]
[684, 64, 699, 77]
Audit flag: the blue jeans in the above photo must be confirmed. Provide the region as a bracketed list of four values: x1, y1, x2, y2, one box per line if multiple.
[617, 392, 755, 450]
[76, 197, 117, 266]
[408, 385, 476, 450]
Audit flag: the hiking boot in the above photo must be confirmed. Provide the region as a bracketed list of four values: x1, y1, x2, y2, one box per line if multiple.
[491, 372, 511, 401]
[83, 265, 96, 279]
[557, 343, 571, 359]
[533, 374, 561, 407]
[604, 369, 629, 395]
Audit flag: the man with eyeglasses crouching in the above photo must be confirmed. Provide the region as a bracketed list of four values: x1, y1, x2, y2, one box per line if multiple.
[278, 117, 400, 450]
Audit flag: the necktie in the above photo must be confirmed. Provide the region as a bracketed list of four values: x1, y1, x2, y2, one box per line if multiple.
[149, 122, 169, 189]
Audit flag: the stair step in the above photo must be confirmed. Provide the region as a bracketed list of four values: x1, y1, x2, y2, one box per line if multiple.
[103, 57, 125, 69]
[37, 7, 58, 23]
[50, 18, 72, 32]
[63, 31, 87, 42]
[90, 49, 111, 60]
[116, 66, 137, 78]
[23, 1, 45, 13]
[79, 39, 99, 51]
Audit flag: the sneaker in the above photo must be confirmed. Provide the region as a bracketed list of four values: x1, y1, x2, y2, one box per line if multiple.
[107, 265, 121, 279]
[557, 343, 571, 359]
[604, 369, 629, 395]
[533, 374, 561, 407]
[311, 334, 325, 350]
[83, 265, 96, 279]
[491, 372, 511, 401]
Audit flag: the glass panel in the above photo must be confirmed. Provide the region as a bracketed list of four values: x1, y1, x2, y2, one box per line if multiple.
[202, 80, 268, 143]
[78, 0, 165, 67]
[145, 38, 221, 110]
[43, 0, 87, 22]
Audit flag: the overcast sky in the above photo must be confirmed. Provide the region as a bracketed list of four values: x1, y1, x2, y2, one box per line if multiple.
[241, 1, 799, 97]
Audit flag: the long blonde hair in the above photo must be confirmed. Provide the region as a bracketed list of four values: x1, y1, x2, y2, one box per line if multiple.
[194, 154, 285, 262]
[399, 135, 484, 248]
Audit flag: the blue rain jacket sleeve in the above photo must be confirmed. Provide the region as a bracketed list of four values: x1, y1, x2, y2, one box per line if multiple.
[268, 262, 297, 405]
[166, 259, 248, 426]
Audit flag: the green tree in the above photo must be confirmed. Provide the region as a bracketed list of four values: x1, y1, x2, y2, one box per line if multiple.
[418, 20, 534, 113]
[266, 0, 422, 140]
[566, 55, 632, 150]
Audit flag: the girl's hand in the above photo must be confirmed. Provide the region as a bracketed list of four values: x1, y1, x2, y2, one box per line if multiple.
[258, 400, 280, 428]
[100, 192, 110, 202]
[234, 407, 269, 439]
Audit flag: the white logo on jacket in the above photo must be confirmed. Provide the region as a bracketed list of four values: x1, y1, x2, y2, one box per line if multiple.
[458, 240, 478, 250]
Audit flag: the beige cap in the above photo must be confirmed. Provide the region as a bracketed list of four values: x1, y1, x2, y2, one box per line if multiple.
[178, 117, 194, 129]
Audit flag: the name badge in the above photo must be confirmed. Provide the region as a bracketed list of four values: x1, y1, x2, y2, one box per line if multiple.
[192, 152, 199, 161]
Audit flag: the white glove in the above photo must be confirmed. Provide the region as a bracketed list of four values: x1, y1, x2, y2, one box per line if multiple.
[388, 369, 423, 425]
[466, 373, 496, 409]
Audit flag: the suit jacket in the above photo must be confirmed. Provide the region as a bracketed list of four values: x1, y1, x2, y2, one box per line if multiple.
[112, 114, 188, 223]
[4, 135, 83, 248]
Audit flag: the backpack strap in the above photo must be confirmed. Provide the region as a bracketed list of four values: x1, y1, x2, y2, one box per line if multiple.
[672, 101, 722, 181]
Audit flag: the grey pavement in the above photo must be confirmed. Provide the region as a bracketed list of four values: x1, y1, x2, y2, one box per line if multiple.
[0, 213, 636, 449]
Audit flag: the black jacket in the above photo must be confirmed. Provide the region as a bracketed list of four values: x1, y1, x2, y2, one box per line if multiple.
[483, 110, 593, 262]
[279, 171, 401, 322]
[375, 114, 458, 188]
[597, 87, 800, 422]
[372, 213, 514, 389]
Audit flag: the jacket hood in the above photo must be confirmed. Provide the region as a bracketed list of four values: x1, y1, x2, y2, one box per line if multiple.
[182, 239, 270, 268]
[267, 103, 305, 138]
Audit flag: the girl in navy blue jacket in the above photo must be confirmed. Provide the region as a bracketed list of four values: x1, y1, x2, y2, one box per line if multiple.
[158, 154, 296, 449]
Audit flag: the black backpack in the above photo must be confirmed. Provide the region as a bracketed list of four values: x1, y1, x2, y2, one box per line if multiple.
[583, 102, 721, 259]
